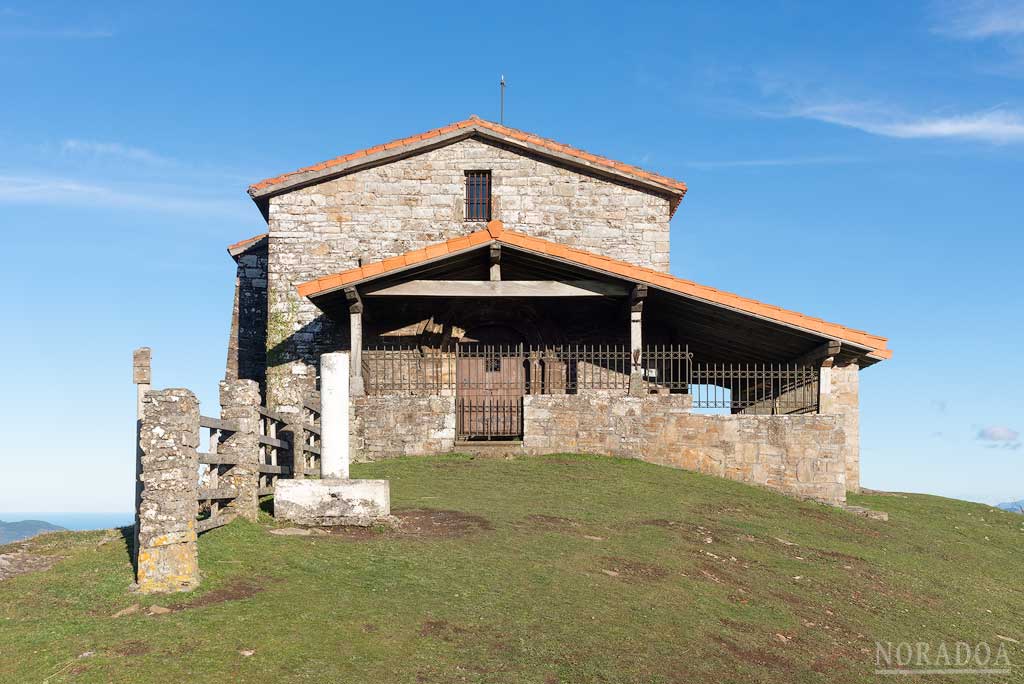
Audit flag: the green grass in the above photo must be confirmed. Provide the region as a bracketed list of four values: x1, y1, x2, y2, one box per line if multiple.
[2, 454, 1022, 683]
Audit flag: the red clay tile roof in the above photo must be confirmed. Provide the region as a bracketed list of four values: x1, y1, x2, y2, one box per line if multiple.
[248, 116, 688, 216]
[296, 221, 891, 360]
[226, 233, 267, 257]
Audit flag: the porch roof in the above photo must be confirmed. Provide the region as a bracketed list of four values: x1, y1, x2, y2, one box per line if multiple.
[296, 221, 891, 365]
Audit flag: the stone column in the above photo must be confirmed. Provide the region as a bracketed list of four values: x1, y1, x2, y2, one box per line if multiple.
[132, 348, 151, 569]
[321, 352, 351, 479]
[219, 379, 261, 520]
[136, 388, 200, 593]
[821, 359, 861, 493]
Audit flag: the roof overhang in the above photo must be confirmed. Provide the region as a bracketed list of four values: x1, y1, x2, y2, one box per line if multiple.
[298, 222, 890, 367]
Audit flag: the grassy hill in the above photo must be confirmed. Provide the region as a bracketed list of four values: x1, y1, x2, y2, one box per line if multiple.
[0, 519, 66, 544]
[1, 454, 1021, 683]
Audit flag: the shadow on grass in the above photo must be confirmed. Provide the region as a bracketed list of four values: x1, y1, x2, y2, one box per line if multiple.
[259, 496, 274, 518]
[118, 524, 136, 573]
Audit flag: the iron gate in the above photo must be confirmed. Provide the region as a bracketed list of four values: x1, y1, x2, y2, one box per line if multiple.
[455, 344, 525, 440]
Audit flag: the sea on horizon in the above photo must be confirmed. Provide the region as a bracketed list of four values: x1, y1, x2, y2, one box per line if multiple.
[0, 512, 133, 531]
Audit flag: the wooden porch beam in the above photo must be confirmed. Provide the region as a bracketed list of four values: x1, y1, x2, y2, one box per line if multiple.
[364, 280, 629, 298]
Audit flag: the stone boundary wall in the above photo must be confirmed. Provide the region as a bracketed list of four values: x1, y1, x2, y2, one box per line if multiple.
[351, 395, 456, 462]
[522, 394, 847, 504]
[136, 389, 200, 593]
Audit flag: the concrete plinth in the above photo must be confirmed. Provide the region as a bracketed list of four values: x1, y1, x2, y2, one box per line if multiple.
[274, 479, 390, 527]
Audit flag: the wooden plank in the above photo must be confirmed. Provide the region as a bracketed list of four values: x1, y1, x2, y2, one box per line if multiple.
[197, 513, 236, 534]
[258, 463, 291, 475]
[303, 423, 321, 436]
[198, 453, 240, 466]
[303, 398, 321, 412]
[200, 415, 237, 432]
[197, 487, 238, 501]
[259, 435, 288, 449]
[257, 406, 289, 424]
[365, 280, 628, 298]
[303, 444, 321, 455]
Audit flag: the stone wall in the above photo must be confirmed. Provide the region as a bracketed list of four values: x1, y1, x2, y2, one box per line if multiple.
[351, 395, 456, 462]
[136, 389, 200, 593]
[522, 394, 847, 504]
[264, 136, 672, 411]
[821, 360, 860, 492]
[225, 239, 268, 392]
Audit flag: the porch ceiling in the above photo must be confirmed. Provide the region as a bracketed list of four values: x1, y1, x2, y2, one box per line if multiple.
[305, 237, 883, 367]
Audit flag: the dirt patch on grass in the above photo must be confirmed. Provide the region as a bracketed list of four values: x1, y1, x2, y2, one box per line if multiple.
[0, 550, 62, 581]
[709, 635, 793, 669]
[396, 509, 494, 539]
[523, 514, 580, 530]
[170, 579, 263, 611]
[419, 619, 469, 641]
[637, 518, 682, 528]
[599, 556, 670, 582]
[113, 640, 152, 657]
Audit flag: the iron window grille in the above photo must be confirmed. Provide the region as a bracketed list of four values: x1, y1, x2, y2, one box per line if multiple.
[465, 171, 491, 221]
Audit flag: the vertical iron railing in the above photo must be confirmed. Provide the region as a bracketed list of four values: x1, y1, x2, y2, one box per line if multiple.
[360, 344, 819, 414]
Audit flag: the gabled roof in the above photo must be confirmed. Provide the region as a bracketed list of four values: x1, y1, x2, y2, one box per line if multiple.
[248, 116, 688, 219]
[295, 221, 891, 361]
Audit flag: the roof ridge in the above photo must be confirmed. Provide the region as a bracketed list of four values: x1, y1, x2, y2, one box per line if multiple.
[247, 118, 688, 217]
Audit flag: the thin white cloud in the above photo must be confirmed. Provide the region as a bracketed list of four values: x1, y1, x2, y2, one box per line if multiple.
[0, 27, 113, 38]
[791, 102, 1024, 144]
[685, 155, 861, 169]
[977, 426, 1021, 450]
[0, 173, 251, 219]
[932, 1, 1024, 39]
[61, 139, 171, 165]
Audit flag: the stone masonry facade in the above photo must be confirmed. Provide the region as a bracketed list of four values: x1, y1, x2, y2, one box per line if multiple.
[351, 395, 456, 461]
[264, 137, 673, 414]
[226, 238, 268, 392]
[521, 394, 847, 504]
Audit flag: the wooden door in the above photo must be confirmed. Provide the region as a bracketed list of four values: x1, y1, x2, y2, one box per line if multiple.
[456, 345, 524, 439]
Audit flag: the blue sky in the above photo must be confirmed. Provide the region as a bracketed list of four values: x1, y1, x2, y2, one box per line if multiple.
[1, 1, 1021, 512]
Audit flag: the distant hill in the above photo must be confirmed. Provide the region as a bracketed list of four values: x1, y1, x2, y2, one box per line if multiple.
[0, 520, 66, 544]
[997, 500, 1024, 514]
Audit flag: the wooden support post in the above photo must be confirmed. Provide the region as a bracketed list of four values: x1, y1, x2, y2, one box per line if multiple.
[345, 287, 365, 397]
[489, 243, 502, 281]
[628, 285, 646, 396]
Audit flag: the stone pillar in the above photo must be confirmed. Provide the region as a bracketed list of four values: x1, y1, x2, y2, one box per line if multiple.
[819, 357, 861, 493]
[136, 389, 200, 593]
[219, 379, 261, 521]
[132, 348, 151, 569]
[321, 352, 351, 479]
